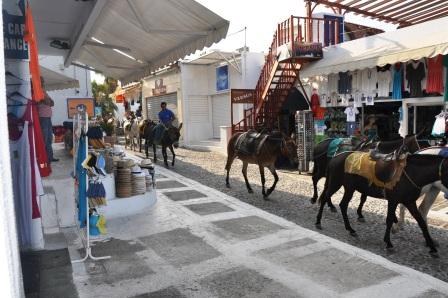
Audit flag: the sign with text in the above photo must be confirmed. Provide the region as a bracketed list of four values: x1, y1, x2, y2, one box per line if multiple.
[231, 89, 255, 104]
[3, 0, 28, 59]
[152, 78, 167, 96]
[295, 42, 323, 59]
[67, 98, 94, 118]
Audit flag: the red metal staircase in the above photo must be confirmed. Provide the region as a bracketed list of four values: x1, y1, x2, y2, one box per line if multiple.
[232, 16, 341, 133]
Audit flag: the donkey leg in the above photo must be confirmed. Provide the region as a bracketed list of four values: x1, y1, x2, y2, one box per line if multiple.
[339, 188, 357, 236]
[404, 201, 438, 256]
[418, 187, 439, 223]
[259, 165, 267, 198]
[327, 198, 338, 213]
[357, 193, 368, 222]
[311, 165, 321, 204]
[139, 136, 142, 152]
[242, 162, 253, 193]
[145, 139, 149, 158]
[384, 201, 399, 250]
[266, 165, 279, 196]
[315, 179, 339, 229]
[225, 155, 236, 188]
[162, 146, 169, 167]
[169, 144, 176, 166]
[153, 144, 157, 162]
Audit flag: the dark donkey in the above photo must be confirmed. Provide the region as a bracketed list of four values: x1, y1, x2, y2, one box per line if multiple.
[225, 131, 298, 198]
[144, 123, 183, 167]
[316, 151, 448, 256]
[311, 135, 420, 216]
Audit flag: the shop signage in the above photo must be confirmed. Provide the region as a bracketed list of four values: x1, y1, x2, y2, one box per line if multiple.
[3, 0, 28, 59]
[231, 89, 255, 104]
[295, 42, 323, 59]
[152, 79, 167, 96]
[216, 65, 229, 91]
[67, 98, 95, 118]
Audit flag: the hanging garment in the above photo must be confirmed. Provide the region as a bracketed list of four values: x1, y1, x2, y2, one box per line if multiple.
[351, 70, 362, 93]
[432, 113, 446, 137]
[406, 61, 426, 97]
[426, 55, 444, 94]
[31, 103, 51, 177]
[392, 63, 403, 100]
[338, 71, 352, 94]
[311, 93, 325, 120]
[443, 55, 448, 102]
[24, 3, 44, 101]
[344, 106, 359, 122]
[377, 66, 392, 97]
[10, 121, 33, 247]
[76, 134, 87, 227]
[361, 68, 378, 98]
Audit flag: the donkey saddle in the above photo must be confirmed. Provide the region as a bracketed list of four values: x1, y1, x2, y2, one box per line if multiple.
[369, 149, 403, 183]
[236, 130, 268, 155]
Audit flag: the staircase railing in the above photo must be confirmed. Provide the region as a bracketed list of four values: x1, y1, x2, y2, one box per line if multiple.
[233, 15, 341, 133]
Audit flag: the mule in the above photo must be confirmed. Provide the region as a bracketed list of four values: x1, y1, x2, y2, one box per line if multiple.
[311, 135, 420, 218]
[123, 117, 139, 151]
[144, 123, 182, 167]
[225, 131, 298, 198]
[315, 151, 448, 256]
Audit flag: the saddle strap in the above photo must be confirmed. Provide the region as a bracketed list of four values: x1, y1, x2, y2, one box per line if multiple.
[235, 132, 248, 152]
[256, 135, 269, 155]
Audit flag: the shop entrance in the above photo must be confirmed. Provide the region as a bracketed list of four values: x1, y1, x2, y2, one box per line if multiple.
[279, 87, 310, 136]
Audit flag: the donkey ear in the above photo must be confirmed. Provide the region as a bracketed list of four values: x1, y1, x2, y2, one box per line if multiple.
[178, 122, 183, 130]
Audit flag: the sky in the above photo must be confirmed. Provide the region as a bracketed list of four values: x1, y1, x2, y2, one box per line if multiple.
[91, 0, 398, 83]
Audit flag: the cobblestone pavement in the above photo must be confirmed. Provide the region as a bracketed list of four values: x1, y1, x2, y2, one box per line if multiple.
[133, 147, 448, 282]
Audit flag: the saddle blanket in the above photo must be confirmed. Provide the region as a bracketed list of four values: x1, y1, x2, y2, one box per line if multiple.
[236, 131, 268, 155]
[344, 152, 405, 190]
[327, 138, 355, 158]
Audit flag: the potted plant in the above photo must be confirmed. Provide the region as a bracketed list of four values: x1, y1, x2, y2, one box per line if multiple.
[101, 121, 116, 146]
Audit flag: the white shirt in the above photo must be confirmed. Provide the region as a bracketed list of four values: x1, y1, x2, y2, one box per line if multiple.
[351, 70, 362, 92]
[377, 70, 392, 97]
[344, 106, 359, 122]
[361, 68, 378, 97]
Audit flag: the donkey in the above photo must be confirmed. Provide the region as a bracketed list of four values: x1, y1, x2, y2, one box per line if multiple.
[225, 130, 298, 199]
[315, 151, 448, 256]
[311, 135, 420, 216]
[144, 123, 182, 167]
[123, 117, 139, 151]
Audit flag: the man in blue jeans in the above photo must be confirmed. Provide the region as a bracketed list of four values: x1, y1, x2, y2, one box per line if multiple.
[153, 102, 175, 144]
[38, 78, 58, 162]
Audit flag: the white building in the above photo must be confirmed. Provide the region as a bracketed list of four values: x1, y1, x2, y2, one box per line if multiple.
[142, 50, 264, 151]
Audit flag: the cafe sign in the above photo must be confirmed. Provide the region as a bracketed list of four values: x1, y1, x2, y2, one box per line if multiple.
[152, 78, 167, 96]
[3, 0, 28, 59]
[231, 89, 255, 104]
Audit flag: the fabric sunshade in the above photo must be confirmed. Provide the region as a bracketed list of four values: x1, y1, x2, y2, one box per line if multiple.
[40, 66, 79, 91]
[75, 0, 229, 84]
[300, 16, 448, 78]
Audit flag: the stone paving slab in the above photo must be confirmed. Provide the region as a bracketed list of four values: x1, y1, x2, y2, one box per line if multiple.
[163, 189, 207, 201]
[156, 180, 187, 189]
[184, 202, 235, 215]
[64, 157, 448, 298]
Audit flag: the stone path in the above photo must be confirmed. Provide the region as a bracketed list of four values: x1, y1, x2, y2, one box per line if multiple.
[64, 164, 448, 298]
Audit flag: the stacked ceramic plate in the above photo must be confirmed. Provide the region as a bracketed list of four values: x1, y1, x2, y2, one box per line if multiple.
[132, 172, 146, 195]
[142, 169, 152, 192]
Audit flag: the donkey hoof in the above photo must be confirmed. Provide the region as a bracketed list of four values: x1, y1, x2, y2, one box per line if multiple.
[248, 189, 254, 194]
[226, 183, 230, 188]
[430, 251, 440, 258]
[263, 195, 270, 201]
[357, 217, 366, 223]
[310, 198, 316, 204]
[349, 231, 358, 237]
[315, 223, 322, 230]
[329, 206, 337, 213]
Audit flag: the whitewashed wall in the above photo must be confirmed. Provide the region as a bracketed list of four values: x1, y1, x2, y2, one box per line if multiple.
[38, 55, 92, 125]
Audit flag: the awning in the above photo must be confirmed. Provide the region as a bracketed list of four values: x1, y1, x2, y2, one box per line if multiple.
[300, 16, 448, 78]
[32, 0, 229, 84]
[185, 50, 240, 65]
[74, 0, 229, 84]
[40, 66, 79, 91]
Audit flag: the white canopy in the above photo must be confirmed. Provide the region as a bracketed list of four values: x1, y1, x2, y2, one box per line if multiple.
[300, 16, 448, 78]
[74, 0, 228, 84]
[40, 66, 79, 91]
[32, 0, 229, 84]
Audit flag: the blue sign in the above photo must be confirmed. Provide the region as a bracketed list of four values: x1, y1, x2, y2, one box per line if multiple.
[95, 106, 102, 116]
[3, 0, 28, 60]
[216, 65, 229, 91]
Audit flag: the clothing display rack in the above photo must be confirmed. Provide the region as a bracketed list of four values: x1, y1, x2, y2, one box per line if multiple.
[72, 106, 110, 263]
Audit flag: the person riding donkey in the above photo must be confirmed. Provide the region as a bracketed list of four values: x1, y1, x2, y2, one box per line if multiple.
[152, 102, 175, 145]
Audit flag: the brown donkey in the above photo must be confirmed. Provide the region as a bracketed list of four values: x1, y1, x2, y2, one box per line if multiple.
[225, 131, 298, 198]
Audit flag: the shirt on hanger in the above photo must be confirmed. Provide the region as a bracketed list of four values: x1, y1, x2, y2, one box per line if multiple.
[392, 63, 403, 99]
[377, 67, 392, 97]
[338, 71, 352, 94]
[406, 61, 426, 97]
[426, 55, 444, 94]
[344, 106, 359, 122]
[361, 68, 378, 97]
